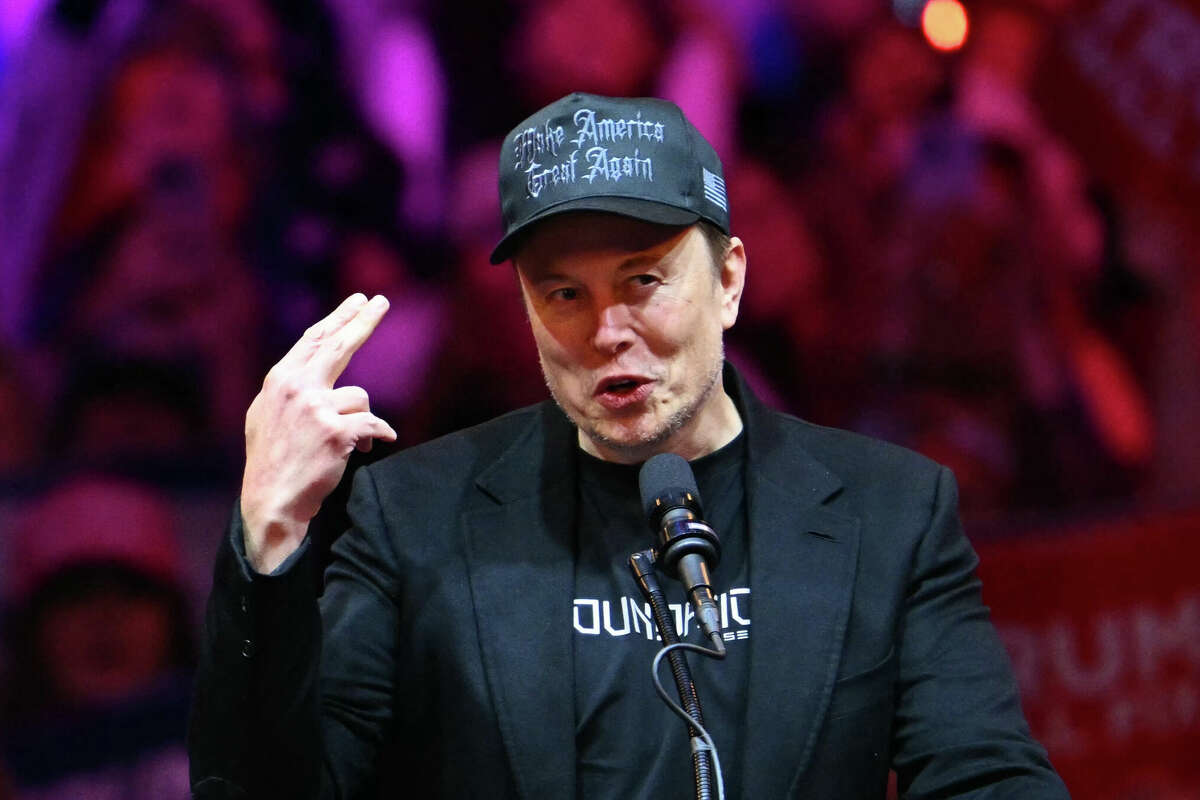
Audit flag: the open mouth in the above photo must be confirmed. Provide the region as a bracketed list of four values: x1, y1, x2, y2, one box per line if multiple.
[594, 375, 653, 409]
[601, 377, 642, 394]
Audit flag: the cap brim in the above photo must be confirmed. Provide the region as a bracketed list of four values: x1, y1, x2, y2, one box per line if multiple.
[489, 197, 701, 264]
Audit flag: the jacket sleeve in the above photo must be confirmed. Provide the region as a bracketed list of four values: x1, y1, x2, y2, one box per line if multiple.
[890, 466, 1071, 799]
[187, 467, 401, 800]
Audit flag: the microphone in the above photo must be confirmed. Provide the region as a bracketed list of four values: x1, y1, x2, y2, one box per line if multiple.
[638, 453, 724, 650]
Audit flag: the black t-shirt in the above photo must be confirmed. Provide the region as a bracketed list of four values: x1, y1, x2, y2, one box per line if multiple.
[573, 434, 751, 799]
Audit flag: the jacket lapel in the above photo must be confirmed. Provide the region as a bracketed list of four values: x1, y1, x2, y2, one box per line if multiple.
[464, 405, 579, 799]
[734, 372, 862, 798]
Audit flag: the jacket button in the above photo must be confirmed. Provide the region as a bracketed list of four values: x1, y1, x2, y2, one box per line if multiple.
[242, 639, 255, 658]
[240, 594, 248, 613]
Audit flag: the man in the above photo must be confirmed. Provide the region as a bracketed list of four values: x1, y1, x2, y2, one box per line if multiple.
[188, 94, 1069, 798]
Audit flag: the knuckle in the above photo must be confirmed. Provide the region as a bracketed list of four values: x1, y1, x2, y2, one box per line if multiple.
[300, 389, 326, 414]
[264, 369, 302, 399]
[280, 381, 303, 403]
[315, 412, 341, 441]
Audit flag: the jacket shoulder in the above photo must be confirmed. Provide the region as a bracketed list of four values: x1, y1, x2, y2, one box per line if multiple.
[761, 408, 949, 510]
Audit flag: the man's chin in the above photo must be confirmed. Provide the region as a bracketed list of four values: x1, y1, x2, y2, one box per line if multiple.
[547, 387, 678, 460]
[578, 418, 674, 462]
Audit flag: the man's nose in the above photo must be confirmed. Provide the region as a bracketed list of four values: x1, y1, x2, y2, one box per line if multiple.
[591, 302, 635, 354]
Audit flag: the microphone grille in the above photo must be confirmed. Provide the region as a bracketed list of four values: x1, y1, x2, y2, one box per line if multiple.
[638, 453, 701, 522]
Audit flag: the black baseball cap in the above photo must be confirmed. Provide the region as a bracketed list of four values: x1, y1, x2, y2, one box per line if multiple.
[490, 92, 731, 264]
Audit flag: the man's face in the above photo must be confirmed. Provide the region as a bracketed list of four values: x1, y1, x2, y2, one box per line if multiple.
[515, 213, 745, 463]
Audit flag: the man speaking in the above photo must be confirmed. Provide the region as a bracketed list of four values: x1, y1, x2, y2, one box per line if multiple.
[188, 93, 1069, 798]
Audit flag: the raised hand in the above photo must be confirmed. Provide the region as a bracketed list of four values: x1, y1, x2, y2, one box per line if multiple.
[240, 294, 397, 573]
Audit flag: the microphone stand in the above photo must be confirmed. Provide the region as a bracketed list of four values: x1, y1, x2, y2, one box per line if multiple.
[629, 549, 718, 800]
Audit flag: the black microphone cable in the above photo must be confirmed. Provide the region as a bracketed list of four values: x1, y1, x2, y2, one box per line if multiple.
[632, 453, 732, 800]
[629, 549, 726, 800]
[652, 642, 726, 800]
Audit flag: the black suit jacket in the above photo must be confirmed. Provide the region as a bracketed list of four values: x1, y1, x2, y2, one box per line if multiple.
[188, 366, 1068, 799]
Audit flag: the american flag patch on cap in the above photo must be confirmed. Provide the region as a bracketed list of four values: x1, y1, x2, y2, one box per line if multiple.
[702, 167, 727, 212]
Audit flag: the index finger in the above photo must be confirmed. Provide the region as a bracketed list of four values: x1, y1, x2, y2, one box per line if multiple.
[313, 293, 390, 385]
[277, 293, 369, 370]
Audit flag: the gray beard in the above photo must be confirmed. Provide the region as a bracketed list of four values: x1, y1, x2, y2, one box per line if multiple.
[543, 345, 726, 460]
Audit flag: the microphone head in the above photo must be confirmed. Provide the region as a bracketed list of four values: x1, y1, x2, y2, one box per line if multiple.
[638, 453, 703, 528]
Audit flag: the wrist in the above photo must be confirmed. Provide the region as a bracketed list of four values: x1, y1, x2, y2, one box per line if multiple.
[239, 503, 308, 574]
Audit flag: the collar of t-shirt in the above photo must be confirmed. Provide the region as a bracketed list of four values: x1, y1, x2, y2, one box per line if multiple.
[574, 432, 747, 543]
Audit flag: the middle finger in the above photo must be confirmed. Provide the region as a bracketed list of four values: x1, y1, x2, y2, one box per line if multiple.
[277, 293, 369, 371]
[312, 294, 391, 386]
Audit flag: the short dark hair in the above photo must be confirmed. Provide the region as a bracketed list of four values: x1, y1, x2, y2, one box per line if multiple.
[697, 219, 732, 277]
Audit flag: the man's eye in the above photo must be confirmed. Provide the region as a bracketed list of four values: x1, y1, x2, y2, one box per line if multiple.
[550, 287, 579, 301]
[632, 274, 658, 287]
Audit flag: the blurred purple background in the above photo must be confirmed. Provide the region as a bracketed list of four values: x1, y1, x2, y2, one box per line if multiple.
[0, 0, 1197, 797]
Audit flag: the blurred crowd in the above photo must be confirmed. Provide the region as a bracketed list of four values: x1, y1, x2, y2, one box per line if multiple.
[0, 0, 1196, 796]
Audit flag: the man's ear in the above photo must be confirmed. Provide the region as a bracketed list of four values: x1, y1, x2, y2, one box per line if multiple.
[719, 236, 746, 330]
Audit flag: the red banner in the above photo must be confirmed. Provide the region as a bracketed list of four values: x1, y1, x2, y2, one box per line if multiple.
[976, 509, 1200, 799]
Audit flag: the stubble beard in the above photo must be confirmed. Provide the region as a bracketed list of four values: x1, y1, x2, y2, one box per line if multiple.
[542, 344, 726, 461]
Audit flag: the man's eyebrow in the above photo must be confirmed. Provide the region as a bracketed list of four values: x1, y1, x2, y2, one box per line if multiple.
[617, 253, 669, 272]
[527, 269, 571, 284]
